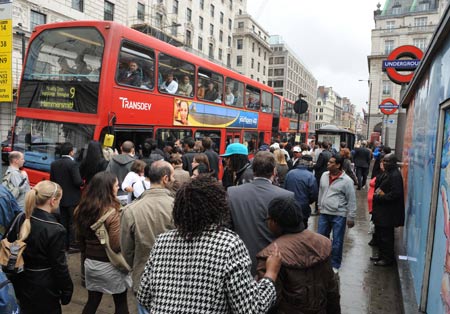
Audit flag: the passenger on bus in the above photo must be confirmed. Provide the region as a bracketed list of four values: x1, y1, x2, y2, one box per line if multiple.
[58, 57, 74, 80]
[204, 81, 219, 101]
[119, 60, 142, 87]
[247, 95, 260, 110]
[175, 100, 190, 126]
[224, 86, 235, 105]
[74, 54, 91, 77]
[197, 81, 206, 99]
[177, 75, 193, 96]
[160, 72, 178, 94]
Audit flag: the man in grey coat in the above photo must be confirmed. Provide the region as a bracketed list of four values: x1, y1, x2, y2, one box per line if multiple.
[227, 151, 295, 275]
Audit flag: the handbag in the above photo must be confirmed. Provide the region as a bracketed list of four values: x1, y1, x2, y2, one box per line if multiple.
[90, 209, 131, 274]
[0, 212, 26, 274]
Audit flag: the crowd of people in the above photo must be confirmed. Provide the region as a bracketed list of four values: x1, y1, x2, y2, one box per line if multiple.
[0, 135, 404, 313]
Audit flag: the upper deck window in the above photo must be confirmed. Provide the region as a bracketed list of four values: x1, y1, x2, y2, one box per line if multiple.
[19, 27, 104, 113]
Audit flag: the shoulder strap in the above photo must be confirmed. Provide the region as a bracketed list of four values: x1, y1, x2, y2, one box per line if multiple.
[4, 212, 25, 239]
[90, 208, 115, 231]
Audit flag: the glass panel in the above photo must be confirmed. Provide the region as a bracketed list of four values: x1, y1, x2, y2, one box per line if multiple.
[245, 85, 260, 110]
[225, 77, 244, 107]
[14, 118, 94, 171]
[156, 128, 192, 150]
[198, 67, 223, 103]
[261, 91, 272, 113]
[20, 27, 104, 113]
[194, 130, 221, 154]
[158, 53, 195, 96]
[243, 131, 258, 154]
[273, 96, 281, 115]
[117, 42, 155, 90]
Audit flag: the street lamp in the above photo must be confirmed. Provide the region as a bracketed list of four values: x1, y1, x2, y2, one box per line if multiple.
[358, 79, 372, 140]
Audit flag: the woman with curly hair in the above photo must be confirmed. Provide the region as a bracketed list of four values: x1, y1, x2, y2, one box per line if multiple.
[73, 171, 130, 314]
[137, 175, 281, 313]
[6, 180, 73, 314]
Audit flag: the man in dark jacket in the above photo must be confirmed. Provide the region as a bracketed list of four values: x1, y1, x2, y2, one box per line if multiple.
[353, 140, 372, 190]
[220, 143, 253, 189]
[372, 153, 405, 266]
[202, 137, 219, 178]
[181, 137, 197, 176]
[256, 197, 340, 313]
[228, 151, 294, 275]
[284, 155, 318, 229]
[106, 140, 136, 204]
[314, 141, 333, 186]
[50, 142, 84, 250]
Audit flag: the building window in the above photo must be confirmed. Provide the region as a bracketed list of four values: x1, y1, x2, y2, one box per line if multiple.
[219, 30, 223, 42]
[72, 0, 84, 12]
[274, 68, 284, 76]
[209, 43, 214, 58]
[210, 24, 214, 36]
[104, 1, 114, 21]
[264, 52, 266, 60]
[171, 22, 178, 36]
[230, 0, 233, 9]
[258, 47, 261, 57]
[199, 16, 203, 30]
[218, 48, 223, 60]
[252, 42, 255, 52]
[187, 8, 192, 21]
[137, 3, 145, 20]
[239, 9, 242, 15]
[173, 0, 179, 14]
[237, 39, 243, 49]
[30, 10, 46, 30]
[237, 55, 242, 66]
[227, 54, 231, 67]
[386, 20, 395, 31]
[384, 39, 394, 55]
[200, 0, 204, 9]
[228, 19, 232, 30]
[227, 36, 231, 47]
[210, 4, 215, 17]
[257, 62, 260, 72]
[238, 21, 244, 29]
[413, 38, 427, 50]
[382, 80, 392, 95]
[186, 30, 192, 47]
[414, 17, 427, 29]
[251, 58, 254, 69]
[263, 66, 266, 75]
[220, 12, 224, 24]
[198, 36, 203, 51]
[156, 13, 163, 28]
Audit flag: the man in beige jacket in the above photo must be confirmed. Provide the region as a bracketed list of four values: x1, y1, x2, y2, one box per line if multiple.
[120, 160, 175, 314]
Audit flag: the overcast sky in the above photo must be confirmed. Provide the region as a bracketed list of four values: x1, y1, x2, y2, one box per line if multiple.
[247, 0, 384, 113]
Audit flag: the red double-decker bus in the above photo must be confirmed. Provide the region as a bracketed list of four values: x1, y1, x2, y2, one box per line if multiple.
[14, 21, 277, 184]
[277, 98, 309, 145]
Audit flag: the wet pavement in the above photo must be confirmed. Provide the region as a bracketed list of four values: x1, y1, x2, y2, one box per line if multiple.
[59, 187, 404, 313]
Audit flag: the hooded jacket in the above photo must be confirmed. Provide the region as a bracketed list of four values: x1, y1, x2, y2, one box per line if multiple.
[256, 230, 340, 314]
[106, 154, 135, 188]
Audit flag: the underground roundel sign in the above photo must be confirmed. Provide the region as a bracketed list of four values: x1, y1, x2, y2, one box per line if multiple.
[383, 45, 423, 84]
[379, 98, 399, 115]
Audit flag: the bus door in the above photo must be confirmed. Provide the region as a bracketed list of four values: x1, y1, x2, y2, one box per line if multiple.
[113, 127, 153, 155]
[226, 131, 241, 148]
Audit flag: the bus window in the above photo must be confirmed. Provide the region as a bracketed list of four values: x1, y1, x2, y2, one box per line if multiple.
[14, 117, 94, 172]
[116, 42, 155, 90]
[198, 68, 224, 103]
[261, 91, 272, 113]
[283, 100, 295, 118]
[195, 130, 221, 154]
[158, 53, 195, 96]
[244, 131, 258, 154]
[225, 77, 244, 107]
[23, 27, 103, 83]
[246, 85, 260, 110]
[156, 128, 193, 151]
[273, 96, 281, 115]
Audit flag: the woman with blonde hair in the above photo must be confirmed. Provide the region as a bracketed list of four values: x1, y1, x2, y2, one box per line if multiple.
[6, 180, 73, 313]
[73, 171, 130, 314]
[274, 149, 289, 186]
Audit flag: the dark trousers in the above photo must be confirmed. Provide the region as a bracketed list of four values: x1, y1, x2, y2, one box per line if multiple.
[356, 167, 369, 189]
[377, 225, 395, 262]
[60, 205, 76, 249]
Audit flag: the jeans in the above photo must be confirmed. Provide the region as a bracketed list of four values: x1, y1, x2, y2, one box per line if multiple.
[138, 302, 150, 314]
[318, 214, 347, 269]
[356, 167, 369, 189]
